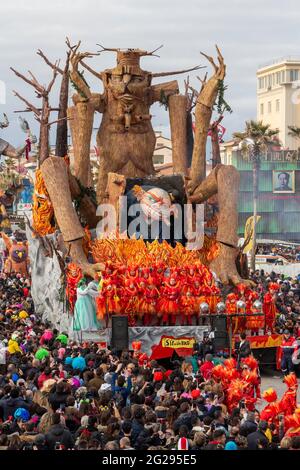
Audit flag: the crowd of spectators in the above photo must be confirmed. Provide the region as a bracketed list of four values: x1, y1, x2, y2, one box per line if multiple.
[0, 271, 300, 450]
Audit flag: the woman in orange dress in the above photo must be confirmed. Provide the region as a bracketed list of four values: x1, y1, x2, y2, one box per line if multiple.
[143, 278, 159, 326]
[121, 279, 137, 326]
[180, 287, 195, 326]
[157, 275, 180, 326]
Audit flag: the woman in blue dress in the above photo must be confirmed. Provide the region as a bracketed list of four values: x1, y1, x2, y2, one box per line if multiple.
[72, 278, 100, 332]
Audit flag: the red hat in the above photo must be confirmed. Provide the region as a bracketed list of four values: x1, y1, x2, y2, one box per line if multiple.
[132, 341, 142, 351]
[269, 282, 280, 291]
[242, 356, 258, 370]
[284, 373, 298, 390]
[226, 293, 237, 302]
[236, 283, 247, 293]
[248, 291, 259, 301]
[262, 388, 278, 403]
[191, 389, 201, 399]
[153, 371, 164, 382]
[224, 358, 237, 369]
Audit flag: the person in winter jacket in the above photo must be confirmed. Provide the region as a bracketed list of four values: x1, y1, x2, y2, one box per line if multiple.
[246, 420, 269, 450]
[0, 387, 30, 421]
[45, 413, 74, 450]
[280, 330, 297, 375]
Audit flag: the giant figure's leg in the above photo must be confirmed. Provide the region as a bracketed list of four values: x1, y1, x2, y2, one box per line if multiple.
[41, 156, 104, 278]
[189, 164, 252, 286]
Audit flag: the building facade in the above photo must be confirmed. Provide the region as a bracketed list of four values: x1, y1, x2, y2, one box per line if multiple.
[221, 143, 300, 242]
[152, 131, 173, 175]
[257, 58, 300, 150]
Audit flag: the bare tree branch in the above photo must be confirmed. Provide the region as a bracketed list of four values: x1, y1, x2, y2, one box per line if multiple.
[152, 65, 205, 78]
[47, 65, 59, 93]
[10, 67, 44, 94]
[197, 72, 208, 94]
[37, 49, 64, 75]
[184, 76, 190, 96]
[188, 84, 199, 97]
[66, 38, 81, 55]
[146, 44, 164, 56]
[80, 60, 103, 80]
[12, 90, 41, 119]
[47, 116, 71, 127]
[97, 43, 119, 53]
[27, 70, 41, 88]
[15, 108, 60, 113]
[200, 52, 218, 72]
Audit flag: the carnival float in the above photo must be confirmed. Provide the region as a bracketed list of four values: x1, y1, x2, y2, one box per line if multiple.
[0, 39, 282, 360]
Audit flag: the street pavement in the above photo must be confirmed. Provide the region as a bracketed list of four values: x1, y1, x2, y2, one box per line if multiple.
[258, 368, 299, 410]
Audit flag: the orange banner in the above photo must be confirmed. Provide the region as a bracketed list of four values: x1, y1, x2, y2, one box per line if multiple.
[247, 334, 282, 349]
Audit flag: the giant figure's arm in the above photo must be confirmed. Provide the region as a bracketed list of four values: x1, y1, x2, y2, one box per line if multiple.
[150, 80, 189, 175]
[188, 46, 226, 194]
[67, 47, 105, 187]
[2, 143, 27, 159]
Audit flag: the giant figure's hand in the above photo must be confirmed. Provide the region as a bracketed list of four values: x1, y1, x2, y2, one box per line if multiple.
[66, 239, 104, 280]
[209, 243, 255, 287]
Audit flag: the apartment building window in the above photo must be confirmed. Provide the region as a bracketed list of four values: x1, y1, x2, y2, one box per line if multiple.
[267, 75, 272, 88]
[289, 69, 299, 82]
[260, 103, 264, 115]
[276, 99, 280, 112]
[153, 154, 164, 165]
[276, 72, 280, 85]
[268, 101, 272, 113]
[281, 70, 285, 83]
[258, 77, 264, 89]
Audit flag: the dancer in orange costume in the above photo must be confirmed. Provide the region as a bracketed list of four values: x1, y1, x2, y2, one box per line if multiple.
[178, 266, 187, 284]
[225, 292, 238, 334]
[180, 287, 195, 326]
[246, 291, 264, 331]
[234, 283, 250, 333]
[153, 261, 166, 285]
[125, 264, 139, 285]
[186, 266, 198, 287]
[260, 388, 280, 429]
[66, 263, 82, 314]
[201, 285, 218, 317]
[206, 284, 220, 314]
[103, 279, 121, 316]
[96, 290, 106, 322]
[144, 277, 159, 326]
[123, 280, 138, 327]
[263, 282, 279, 333]
[279, 373, 298, 416]
[192, 280, 203, 324]
[157, 274, 180, 326]
[240, 357, 261, 411]
[137, 278, 147, 322]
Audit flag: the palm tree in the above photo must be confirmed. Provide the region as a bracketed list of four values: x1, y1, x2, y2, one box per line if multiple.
[288, 125, 300, 146]
[233, 120, 279, 272]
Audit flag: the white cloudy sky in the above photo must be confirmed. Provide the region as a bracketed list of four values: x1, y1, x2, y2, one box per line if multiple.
[1, 0, 300, 148]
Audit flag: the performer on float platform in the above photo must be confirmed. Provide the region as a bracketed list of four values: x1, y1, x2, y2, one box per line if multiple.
[72, 278, 100, 332]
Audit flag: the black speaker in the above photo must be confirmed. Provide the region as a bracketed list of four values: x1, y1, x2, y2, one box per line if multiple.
[111, 316, 129, 350]
[211, 316, 229, 349]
